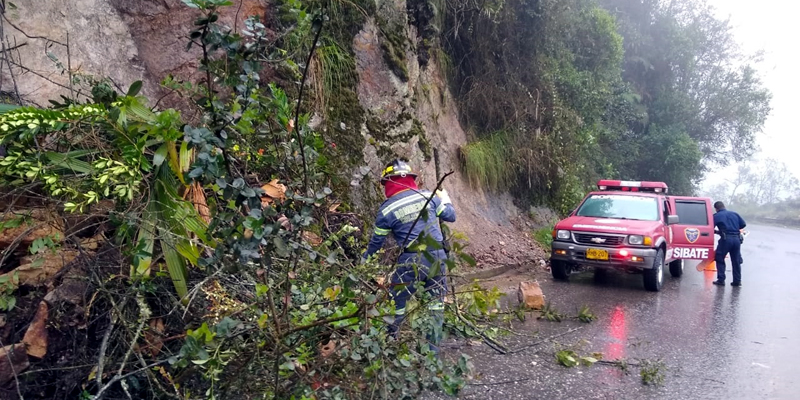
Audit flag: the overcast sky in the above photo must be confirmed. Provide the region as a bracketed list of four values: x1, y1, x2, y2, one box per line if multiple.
[702, 0, 800, 187]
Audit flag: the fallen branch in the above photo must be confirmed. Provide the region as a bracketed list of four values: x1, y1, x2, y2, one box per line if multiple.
[508, 326, 583, 354]
[467, 377, 534, 386]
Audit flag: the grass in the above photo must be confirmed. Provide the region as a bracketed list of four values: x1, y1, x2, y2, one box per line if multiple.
[318, 39, 356, 98]
[533, 226, 553, 249]
[640, 359, 666, 385]
[459, 133, 512, 191]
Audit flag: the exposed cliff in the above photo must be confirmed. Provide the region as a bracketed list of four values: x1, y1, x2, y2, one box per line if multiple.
[1, 0, 544, 267]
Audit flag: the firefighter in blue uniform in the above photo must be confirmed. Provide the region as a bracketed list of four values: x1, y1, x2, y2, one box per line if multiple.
[361, 159, 456, 352]
[712, 201, 746, 287]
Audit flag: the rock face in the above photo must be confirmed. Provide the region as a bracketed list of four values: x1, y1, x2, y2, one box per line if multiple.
[2, 0, 545, 268]
[517, 281, 546, 310]
[2, 0, 266, 110]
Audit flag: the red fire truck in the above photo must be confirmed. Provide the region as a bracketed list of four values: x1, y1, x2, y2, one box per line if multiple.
[549, 180, 716, 291]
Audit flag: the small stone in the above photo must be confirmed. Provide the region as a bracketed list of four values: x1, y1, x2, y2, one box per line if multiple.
[517, 281, 546, 310]
[499, 241, 506, 246]
[340, 122, 347, 130]
[23, 301, 49, 358]
[319, 340, 337, 358]
[0, 344, 29, 384]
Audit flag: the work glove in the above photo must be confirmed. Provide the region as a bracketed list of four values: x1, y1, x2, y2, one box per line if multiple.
[436, 189, 452, 205]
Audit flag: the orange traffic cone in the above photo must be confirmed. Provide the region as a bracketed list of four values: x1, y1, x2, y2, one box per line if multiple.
[696, 259, 717, 271]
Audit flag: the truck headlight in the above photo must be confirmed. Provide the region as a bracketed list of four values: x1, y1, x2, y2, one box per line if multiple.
[556, 230, 571, 240]
[628, 235, 652, 245]
[628, 235, 644, 245]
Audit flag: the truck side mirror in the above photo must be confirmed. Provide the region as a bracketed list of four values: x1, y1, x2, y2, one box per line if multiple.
[667, 215, 679, 225]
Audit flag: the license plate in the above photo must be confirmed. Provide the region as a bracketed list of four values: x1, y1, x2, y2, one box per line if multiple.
[586, 248, 609, 260]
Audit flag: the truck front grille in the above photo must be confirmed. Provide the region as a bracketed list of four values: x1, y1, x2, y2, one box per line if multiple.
[573, 233, 625, 246]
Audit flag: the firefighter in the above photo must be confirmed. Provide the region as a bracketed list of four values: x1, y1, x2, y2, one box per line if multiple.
[712, 201, 746, 287]
[361, 159, 456, 353]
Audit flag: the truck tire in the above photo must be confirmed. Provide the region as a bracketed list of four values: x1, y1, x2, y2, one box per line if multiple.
[669, 259, 684, 278]
[551, 260, 570, 281]
[643, 249, 665, 292]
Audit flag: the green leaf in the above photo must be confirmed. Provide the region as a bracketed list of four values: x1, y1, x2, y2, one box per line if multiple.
[162, 231, 189, 301]
[127, 81, 143, 97]
[179, 141, 192, 173]
[45, 151, 95, 174]
[132, 200, 157, 277]
[153, 143, 169, 167]
[0, 103, 21, 113]
[175, 240, 200, 265]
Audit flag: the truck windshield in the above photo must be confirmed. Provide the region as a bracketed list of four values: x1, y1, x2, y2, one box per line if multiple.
[576, 194, 659, 221]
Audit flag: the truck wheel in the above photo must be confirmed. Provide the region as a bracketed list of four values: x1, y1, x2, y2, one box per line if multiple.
[643, 249, 665, 292]
[551, 260, 571, 281]
[669, 259, 684, 278]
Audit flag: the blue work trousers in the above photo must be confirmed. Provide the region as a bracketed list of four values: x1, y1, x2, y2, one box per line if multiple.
[388, 249, 448, 352]
[716, 235, 742, 283]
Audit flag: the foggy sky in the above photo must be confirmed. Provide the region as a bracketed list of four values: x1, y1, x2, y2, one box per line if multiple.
[703, 0, 800, 187]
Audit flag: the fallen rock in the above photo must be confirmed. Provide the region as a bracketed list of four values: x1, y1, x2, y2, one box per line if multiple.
[1, 250, 80, 287]
[79, 234, 106, 251]
[518, 281, 546, 310]
[0, 343, 29, 385]
[319, 339, 336, 358]
[44, 275, 88, 307]
[22, 301, 48, 358]
[143, 318, 166, 357]
[0, 209, 63, 251]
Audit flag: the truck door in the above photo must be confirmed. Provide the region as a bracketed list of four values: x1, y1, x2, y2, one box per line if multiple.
[667, 197, 715, 261]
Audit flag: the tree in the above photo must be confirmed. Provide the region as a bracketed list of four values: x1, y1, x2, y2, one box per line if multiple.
[599, 0, 772, 173]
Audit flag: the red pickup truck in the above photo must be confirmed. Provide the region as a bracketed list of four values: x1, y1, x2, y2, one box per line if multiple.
[549, 180, 716, 291]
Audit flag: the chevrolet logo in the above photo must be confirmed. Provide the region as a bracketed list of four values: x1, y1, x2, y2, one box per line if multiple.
[590, 237, 606, 244]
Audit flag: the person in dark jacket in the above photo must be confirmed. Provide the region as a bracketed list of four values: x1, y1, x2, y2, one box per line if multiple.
[362, 159, 456, 352]
[712, 201, 746, 287]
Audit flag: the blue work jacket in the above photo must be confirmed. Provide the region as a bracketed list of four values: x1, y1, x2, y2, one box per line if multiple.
[362, 190, 456, 261]
[714, 208, 746, 235]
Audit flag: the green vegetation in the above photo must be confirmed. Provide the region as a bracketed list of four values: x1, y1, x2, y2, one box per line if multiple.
[0, 2, 489, 398]
[577, 305, 596, 323]
[444, 0, 771, 210]
[533, 226, 553, 249]
[459, 133, 511, 191]
[640, 358, 667, 386]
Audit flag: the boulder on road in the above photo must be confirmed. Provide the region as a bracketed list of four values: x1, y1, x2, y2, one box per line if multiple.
[518, 281, 546, 310]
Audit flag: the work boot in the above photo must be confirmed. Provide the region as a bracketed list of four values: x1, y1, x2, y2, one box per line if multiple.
[731, 282, 742, 287]
[712, 280, 725, 286]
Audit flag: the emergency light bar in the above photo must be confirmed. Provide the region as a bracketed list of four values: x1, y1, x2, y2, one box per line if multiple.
[597, 180, 668, 193]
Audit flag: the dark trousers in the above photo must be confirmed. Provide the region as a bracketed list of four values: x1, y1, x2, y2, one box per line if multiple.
[389, 249, 448, 351]
[716, 235, 742, 283]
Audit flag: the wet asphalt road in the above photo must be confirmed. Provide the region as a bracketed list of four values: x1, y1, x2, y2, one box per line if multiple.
[429, 224, 800, 399]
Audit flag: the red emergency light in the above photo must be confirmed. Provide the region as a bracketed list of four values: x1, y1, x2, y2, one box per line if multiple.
[597, 180, 668, 194]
